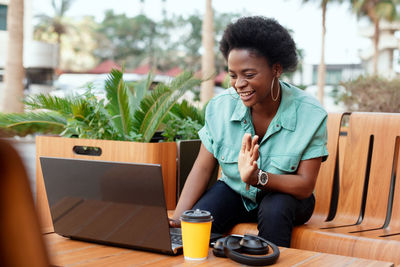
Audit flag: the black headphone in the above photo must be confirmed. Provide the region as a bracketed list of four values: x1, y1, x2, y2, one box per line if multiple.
[213, 234, 280, 266]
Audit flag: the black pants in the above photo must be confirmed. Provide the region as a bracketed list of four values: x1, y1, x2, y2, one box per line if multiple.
[192, 180, 315, 247]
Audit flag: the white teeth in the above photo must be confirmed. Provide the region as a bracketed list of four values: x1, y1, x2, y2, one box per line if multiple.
[240, 91, 254, 96]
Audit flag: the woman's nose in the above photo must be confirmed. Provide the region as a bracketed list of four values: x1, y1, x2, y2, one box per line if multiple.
[235, 77, 247, 88]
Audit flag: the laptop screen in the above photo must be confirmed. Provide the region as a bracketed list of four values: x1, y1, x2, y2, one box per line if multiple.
[40, 157, 174, 254]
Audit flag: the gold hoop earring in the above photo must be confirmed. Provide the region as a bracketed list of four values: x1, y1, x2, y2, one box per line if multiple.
[271, 77, 280, 102]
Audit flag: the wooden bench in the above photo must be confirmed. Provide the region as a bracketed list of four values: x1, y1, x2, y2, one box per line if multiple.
[230, 112, 400, 264]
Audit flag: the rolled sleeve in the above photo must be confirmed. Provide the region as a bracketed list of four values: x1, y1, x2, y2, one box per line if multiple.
[198, 123, 214, 155]
[301, 114, 329, 162]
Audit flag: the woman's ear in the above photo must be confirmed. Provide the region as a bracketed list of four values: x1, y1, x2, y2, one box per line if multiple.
[273, 64, 283, 78]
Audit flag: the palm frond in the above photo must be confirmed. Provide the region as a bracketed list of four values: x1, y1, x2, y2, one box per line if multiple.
[104, 68, 124, 116]
[104, 68, 135, 137]
[129, 73, 153, 110]
[169, 71, 200, 92]
[0, 111, 67, 136]
[132, 72, 201, 142]
[24, 93, 77, 115]
[117, 78, 133, 136]
[170, 100, 205, 125]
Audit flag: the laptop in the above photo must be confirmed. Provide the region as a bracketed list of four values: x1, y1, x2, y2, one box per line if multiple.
[177, 140, 219, 199]
[40, 157, 222, 255]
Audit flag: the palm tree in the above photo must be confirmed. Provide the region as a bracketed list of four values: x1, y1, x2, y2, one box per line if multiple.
[303, 0, 342, 106]
[200, 0, 215, 105]
[34, 0, 75, 69]
[2, 0, 24, 113]
[352, 0, 400, 75]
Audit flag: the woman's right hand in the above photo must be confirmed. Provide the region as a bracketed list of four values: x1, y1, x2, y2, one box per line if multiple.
[238, 133, 259, 189]
[168, 218, 181, 228]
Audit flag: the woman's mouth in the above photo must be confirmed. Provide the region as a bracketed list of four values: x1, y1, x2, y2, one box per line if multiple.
[238, 91, 255, 101]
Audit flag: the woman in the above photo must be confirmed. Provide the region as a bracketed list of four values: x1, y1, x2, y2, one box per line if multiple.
[170, 16, 328, 247]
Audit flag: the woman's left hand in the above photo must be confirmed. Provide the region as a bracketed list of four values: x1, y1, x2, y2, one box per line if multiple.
[238, 133, 259, 190]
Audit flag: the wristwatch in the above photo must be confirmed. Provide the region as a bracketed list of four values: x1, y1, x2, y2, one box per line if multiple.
[257, 169, 269, 187]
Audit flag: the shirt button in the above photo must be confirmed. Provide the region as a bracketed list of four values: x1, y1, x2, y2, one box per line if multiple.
[291, 166, 295, 170]
[276, 124, 280, 128]
[243, 119, 247, 124]
[221, 156, 225, 160]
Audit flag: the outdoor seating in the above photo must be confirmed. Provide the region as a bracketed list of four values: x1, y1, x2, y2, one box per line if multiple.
[230, 112, 400, 264]
[4, 111, 400, 265]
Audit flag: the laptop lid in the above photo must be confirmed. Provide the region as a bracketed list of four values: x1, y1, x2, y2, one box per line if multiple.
[177, 140, 219, 199]
[40, 157, 177, 255]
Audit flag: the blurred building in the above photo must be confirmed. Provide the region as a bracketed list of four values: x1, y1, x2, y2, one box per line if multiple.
[0, 0, 58, 93]
[358, 20, 400, 77]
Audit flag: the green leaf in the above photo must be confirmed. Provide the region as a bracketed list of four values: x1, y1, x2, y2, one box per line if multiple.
[104, 68, 134, 137]
[0, 111, 67, 136]
[132, 71, 201, 142]
[170, 100, 205, 125]
[117, 76, 132, 137]
[24, 93, 77, 115]
[104, 68, 124, 117]
[129, 72, 153, 109]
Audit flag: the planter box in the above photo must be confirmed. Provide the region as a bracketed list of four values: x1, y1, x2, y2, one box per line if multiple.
[36, 136, 177, 233]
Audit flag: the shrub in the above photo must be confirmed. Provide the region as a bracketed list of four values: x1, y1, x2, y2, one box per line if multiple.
[0, 69, 204, 142]
[339, 76, 400, 113]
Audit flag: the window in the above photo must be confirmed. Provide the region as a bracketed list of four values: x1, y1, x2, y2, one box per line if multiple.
[0, 4, 7, 31]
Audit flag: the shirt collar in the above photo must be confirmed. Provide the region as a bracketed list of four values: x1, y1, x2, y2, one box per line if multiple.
[229, 81, 297, 131]
[230, 89, 248, 121]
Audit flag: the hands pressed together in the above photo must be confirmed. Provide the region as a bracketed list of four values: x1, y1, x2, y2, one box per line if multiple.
[238, 133, 260, 190]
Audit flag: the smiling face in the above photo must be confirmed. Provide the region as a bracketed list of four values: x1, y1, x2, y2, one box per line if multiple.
[228, 49, 280, 109]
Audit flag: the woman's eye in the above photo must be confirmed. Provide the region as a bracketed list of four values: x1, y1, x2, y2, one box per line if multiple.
[245, 73, 255, 78]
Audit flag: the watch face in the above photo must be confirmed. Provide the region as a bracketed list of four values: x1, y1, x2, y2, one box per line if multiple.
[260, 173, 268, 184]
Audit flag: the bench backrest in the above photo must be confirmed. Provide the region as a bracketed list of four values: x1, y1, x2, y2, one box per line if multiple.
[312, 112, 346, 222]
[330, 112, 400, 227]
[382, 134, 400, 231]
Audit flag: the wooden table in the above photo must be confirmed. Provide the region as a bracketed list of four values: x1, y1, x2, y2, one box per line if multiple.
[44, 233, 395, 266]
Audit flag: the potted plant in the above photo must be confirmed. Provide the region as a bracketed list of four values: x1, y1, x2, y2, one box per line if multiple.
[0, 69, 204, 232]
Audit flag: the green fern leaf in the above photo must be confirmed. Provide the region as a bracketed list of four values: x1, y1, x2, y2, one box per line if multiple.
[170, 100, 205, 125]
[104, 68, 123, 116]
[0, 111, 67, 128]
[117, 78, 133, 137]
[132, 71, 201, 142]
[129, 73, 153, 109]
[24, 94, 76, 115]
[104, 68, 135, 137]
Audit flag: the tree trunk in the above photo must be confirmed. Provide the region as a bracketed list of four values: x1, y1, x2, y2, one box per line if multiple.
[317, 2, 327, 106]
[372, 18, 379, 75]
[200, 0, 215, 105]
[2, 0, 25, 113]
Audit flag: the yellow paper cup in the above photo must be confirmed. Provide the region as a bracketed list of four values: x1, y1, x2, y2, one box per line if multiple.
[180, 209, 213, 261]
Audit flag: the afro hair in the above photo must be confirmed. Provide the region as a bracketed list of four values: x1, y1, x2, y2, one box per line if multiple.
[219, 16, 298, 73]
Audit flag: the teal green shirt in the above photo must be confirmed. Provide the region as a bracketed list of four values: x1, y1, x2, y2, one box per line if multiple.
[198, 81, 328, 211]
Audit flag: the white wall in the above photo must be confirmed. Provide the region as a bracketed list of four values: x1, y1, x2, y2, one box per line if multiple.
[0, 0, 57, 69]
[0, 31, 7, 67]
[24, 40, 58, 68]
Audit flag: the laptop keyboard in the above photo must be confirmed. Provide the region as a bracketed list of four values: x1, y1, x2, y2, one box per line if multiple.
[170, 228, 183, 246]
[170, 234, 183, 245]
[169, 228, 223, 247]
